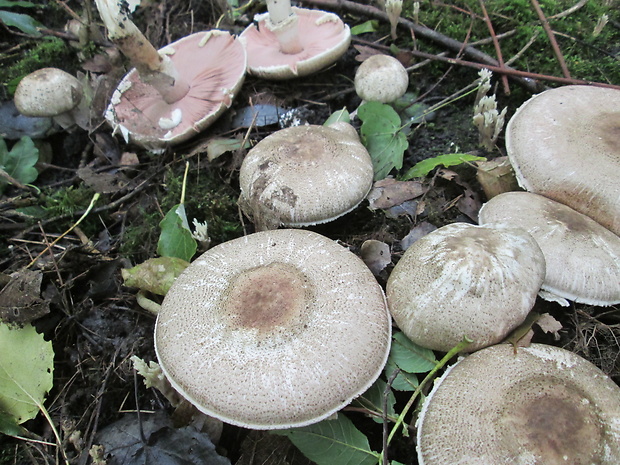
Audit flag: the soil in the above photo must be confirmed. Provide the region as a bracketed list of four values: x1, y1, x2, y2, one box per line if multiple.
[0, 1, 618, 465]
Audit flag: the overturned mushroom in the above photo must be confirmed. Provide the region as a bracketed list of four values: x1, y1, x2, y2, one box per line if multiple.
[417, 343, 620, 465]
[479, 191, 620, 306]
[506, 85, 620, 236]
[95, 0, 246, 149]
[238, 122, 374, 230]
[239, 1, 350, 79]
[386, 223, 545, 352]
[155, 229, 391, 429]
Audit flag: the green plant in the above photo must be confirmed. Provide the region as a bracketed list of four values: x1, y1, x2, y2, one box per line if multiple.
[0, 136, 39, 193]
[0, 0, 43, 36]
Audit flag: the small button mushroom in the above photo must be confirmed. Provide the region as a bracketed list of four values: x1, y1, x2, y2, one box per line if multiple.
[479, 191, 620, 306]
[154, 229, 392, 429]
[14, 68, 83, 130]
[386, 223, 546, 352]
[238, 122, 374, 230]
[417, 343, 620, 465]
[239, 4, 351, 79]
[506, 85, 620, 236]
[354, 54, 409, 103]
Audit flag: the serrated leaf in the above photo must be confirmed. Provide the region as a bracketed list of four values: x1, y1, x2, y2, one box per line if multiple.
[384, 357, 419, 391]
[157, 204, 197, 262]
[272, 414, 379, 465]
[122, 257, 190, 296]
[0, 136, 39, 192]
[353, 378, 396, 423]
[358, 102, 408, 181]
[402, 153, 486, 180]
[324, 108, 350, 126]
[0, 322, 54, 424]
[389, 331, 437, 374]
[0, 10, 42, 35]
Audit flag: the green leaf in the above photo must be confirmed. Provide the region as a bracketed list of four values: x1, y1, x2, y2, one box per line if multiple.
[389, 331, 437, 374]
[157, 204, 197, 262]
[273, 414, 380, 465]
[358, 102, 408, 181]
[402, 153, 486, 180]
[324, 108, 350, 126]
[353, 378, 396, 423]
[0, 136, 39, 192]
[0, 322, 54, 425]
[0, 10, 43, 36]
[384, 357, 419, 391]
[0, 1, 38, 7]
[0, 411, 26, 436]
[350, 20, 379, 35]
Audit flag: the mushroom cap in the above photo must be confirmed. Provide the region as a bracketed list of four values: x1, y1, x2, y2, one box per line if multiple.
[354, 54, 409, 103]
[386, 223, 545, 352]
[155, 229, 392, 429]
[238, 123, 374, 228]
[417, 343, 620, 465]
[14, 68, 83, 117]
[105, 30, 246, 149]
[505, 85, 620, 236]
[479, 191, 620, 306]
[239, 7, 351, 80]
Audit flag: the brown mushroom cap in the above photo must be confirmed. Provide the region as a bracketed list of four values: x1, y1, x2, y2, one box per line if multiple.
[239, 7, 351, 80]
[386, 223, 546, 352]
[105, 31, 246, 149]
[238, 123, 374, 229]
[479, 191, 620, 306]
[417, 343, 620, 465]
[14, 68, 83, 117]
[155, 229, 391, 429]
[354, 54, 409, 103]
[506, 85, 620, 236]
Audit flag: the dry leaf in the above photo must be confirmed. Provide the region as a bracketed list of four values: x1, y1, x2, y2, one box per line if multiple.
[367, 178, 427, 210]
[0, 269, 49, 325]
[535, 313, 563, 339]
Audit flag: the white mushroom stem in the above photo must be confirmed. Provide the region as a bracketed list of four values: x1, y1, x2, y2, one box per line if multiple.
[94, 0, 189, 104]
[265, 0, 303, 54]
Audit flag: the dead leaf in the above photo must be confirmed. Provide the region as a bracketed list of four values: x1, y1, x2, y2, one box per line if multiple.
[367, 178, 427, 210]
[77, 166, 130, 194]
[360, 240, 391, 275]
[0, 269, 49, 325]
[436, 168, 482, 222]
[400, 221, 437, 250]
[535, 313, 563, 340]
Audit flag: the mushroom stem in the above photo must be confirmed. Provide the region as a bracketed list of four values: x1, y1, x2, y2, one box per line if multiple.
[265, 0, 303, 54]
[94, 0, 189, 104]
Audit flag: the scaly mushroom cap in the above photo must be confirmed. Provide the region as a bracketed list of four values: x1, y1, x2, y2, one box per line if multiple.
[386, 223, 545, 352]
[238, 123, 374, 229]
[506, 85, 620, 236]
[105, 31, 246, 150]
[14, 68, 83, 117]
[155, 229, 391, 429]
[239, 7, 351, 79]
[417, 343, 620, 465]
[479, 191, 620, 306]
[354, 54, 409, 103]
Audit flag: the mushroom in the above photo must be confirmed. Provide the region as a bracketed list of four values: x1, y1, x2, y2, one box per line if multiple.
[239, 1, 351, 79]
[505, 85, 620, 236]
[354, 54, 409, 103]
[386, 223, 546, 352]
[95, 0, 246, 149]
[478, 191, 620, 306]
[14, 67, 83, 130]
[238, 122, 374, 230]
[154, 228, 392, 429]
[416, 343, 620, 464]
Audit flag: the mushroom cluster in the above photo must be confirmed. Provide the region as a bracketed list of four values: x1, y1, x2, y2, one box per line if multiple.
[155, 229, 391, 429]
[417, 343, 620, 464]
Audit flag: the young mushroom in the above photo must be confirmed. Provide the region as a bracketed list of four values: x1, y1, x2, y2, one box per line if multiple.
[479, 191, 620, 306]
[239, 0, 351, 79]
[386, 223, 546, 352]
[238, 122, 374, 230]
[95, 0, 246, 149]
[506, 85, 620, 236]
[354, 54, 409, 103]
[154, 229, 392, 429]
[14, 68, 84, 130]
[417, 343, 620, 465]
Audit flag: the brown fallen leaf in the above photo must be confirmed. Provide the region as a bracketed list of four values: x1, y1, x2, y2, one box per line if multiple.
[367, 178, 427, 210]
[535, 312, 563, 340]
[0, 269, 49, 325]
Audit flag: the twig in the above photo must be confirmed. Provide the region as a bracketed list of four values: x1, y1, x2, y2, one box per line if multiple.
[549, 0, 588, 20]
[478, 0, 510, 94]
[530, 0, 572, 79]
